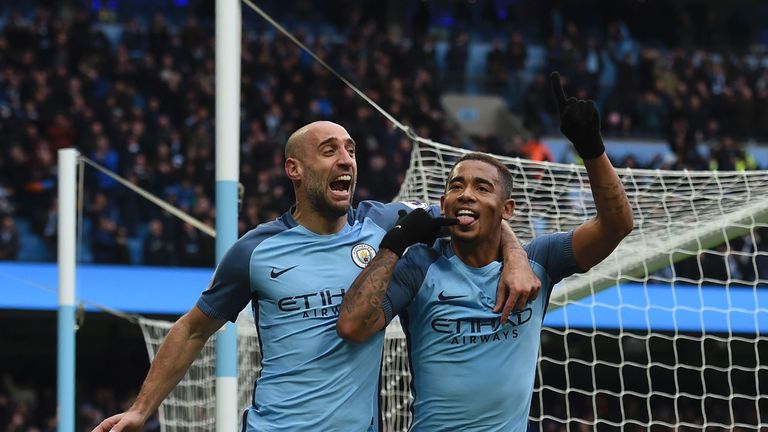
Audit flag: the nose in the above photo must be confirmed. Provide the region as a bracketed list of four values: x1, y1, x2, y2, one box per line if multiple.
[338, 147, 355, 167]
[457, 186, 475, 202]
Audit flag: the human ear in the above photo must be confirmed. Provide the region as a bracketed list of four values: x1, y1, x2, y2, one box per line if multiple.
[285, 158, 303, 181]
[501, 198, 515, 220]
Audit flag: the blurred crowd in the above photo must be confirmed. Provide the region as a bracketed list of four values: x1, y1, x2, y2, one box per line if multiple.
[0, 6, 458, 267]
[0, 3, 766, 267]
[507, 22, 768, 171]
[0, 375, 157, 432]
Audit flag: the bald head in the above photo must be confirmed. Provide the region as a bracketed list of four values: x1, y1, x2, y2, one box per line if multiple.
[285, 121, 351, 160]
[283, 120, 358, 230]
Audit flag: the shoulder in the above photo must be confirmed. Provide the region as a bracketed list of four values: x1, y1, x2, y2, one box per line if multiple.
[524, 231, 573, 262]
[224, 218, 291, 263]
[395, 241, 445, 281]
[403, 242, 443, 268]
[243, 217, 290, 245]
[523, 230, 582, 285]
[350, 200, 435, 227]
[352, 200, 431, 217]
[388, 242, 443, 296]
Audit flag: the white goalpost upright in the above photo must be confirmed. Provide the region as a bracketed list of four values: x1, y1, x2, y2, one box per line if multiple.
[214, 0, 242, 430]
[57, 148, 79, 432]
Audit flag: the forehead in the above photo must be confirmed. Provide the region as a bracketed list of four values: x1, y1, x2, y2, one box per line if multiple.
[449, 160, 501, 183]
[304, 123, 353, 148]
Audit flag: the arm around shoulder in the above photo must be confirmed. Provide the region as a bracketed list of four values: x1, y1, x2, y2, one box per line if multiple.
[495, 223, 542, 323]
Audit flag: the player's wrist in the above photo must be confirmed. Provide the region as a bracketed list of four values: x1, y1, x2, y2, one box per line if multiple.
[575, 136, 605, 160]
[127, 399, 156, 423]
[379, 229, 408, 257]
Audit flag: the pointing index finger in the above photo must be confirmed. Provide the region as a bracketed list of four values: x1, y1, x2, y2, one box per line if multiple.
[550, 71, 567, 113]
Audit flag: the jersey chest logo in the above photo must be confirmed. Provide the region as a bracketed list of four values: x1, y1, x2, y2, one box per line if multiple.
[351, 243, 376, 268]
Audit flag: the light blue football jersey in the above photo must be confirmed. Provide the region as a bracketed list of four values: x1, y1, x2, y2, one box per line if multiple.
[196, 200, 438, 432]
[383, 232, 582, 432]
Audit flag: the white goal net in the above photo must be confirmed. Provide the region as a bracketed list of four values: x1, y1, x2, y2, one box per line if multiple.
[138, 137, 767, 430]
[138, 315, 412, 432]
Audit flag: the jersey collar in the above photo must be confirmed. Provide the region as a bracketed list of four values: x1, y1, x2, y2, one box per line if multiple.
[279, 205, 355, 236]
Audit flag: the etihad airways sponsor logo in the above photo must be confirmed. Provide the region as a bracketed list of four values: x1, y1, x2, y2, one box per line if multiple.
[277, 289, 346, 318]
[430, 307, 533, 345]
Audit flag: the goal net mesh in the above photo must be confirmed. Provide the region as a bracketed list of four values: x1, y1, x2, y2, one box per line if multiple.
[138, 137, 767, 430]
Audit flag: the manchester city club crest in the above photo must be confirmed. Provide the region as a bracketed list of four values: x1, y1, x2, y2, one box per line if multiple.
[351, 243, 376, 268]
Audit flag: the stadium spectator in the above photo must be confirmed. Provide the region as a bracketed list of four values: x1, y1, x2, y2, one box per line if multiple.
[175, 222, 206, 268]
[142, 219, 175, 266]
[0, 216, 20, 260]
[522, 72, 556, 133]
[91, 216, 121, 264]
[485, 38, 507, 94]
[505, 31, 528, 107]
[0, 184, 13, 221]
[445, 31, 469, 92]
[520, 132, 554, 162]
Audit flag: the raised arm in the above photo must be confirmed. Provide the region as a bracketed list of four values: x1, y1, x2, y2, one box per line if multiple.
[550, 72, 633, 270]
[573, 154, 633, 269]
[337, 209, 456, 343]
[92, 306, 225, 432]
[493, 222, 542, 324]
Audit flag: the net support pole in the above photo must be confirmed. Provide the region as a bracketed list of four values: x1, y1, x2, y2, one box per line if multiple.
[57, 148, 78, 432]
[215, 0, 241, 430]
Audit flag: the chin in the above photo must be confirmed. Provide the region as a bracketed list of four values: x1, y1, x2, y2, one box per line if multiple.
[451, 229, 477, 244]
[327, 198, 352, 216]
[309, 194, 351, 219]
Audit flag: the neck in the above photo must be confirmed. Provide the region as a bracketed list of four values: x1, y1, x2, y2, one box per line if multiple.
[450, 234, 501, 268]
[292, 201, 347, 235]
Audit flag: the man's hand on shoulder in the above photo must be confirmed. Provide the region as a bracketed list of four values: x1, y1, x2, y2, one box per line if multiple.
[494, 251, 541, 324]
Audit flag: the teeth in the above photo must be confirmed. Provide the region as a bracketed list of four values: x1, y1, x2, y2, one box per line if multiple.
[457, 210, 475, 216]
[334, 175, 352, 182]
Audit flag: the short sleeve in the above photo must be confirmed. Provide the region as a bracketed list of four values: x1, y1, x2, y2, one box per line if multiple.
[381, 245, 440, 323]
[196, 223, 285, 322]
[524, 231, 584, 285]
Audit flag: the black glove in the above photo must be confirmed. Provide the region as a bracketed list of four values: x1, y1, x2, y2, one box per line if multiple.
[379, 209, 458, 257]
[550, 71, 605, 160]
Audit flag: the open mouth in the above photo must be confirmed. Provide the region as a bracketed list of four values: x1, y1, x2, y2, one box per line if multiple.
[329, 175, 352, 194]
[455, 209, 478, 226]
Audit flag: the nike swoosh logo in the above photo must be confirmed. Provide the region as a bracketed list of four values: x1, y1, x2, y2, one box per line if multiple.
[438, 291, 466, 301]
[270, 265, 298, 278]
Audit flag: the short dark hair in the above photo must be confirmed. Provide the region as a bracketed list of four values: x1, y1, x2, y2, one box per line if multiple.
[446, 152, 514, 198]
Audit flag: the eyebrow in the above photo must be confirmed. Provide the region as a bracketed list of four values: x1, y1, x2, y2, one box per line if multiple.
[318, 137, 356, 148]
[448, 175, 495, 188]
